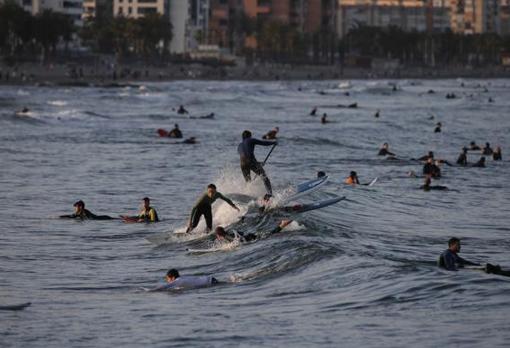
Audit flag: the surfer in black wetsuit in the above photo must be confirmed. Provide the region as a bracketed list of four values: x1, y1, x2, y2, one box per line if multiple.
[310, 107, 317, 116]
[456, 147, 468, 166]
[321, 113, 328, 124]
[214, 219, 293, 243]
[238, 130, 276, 196]
[434, 122, 442, 133]
[418, 151, 434, 161]
[482, 142, 493, 156]
[378, 143, 395, 156]
[469, 141, 481, 151]
[493, 146, 502, 161]
[421, 176, 448, 191]
[168, 124, 183, 138]
[60, 200, 115, 220]
[317, 171, 326, 178]
[186, 184, 239, 234]
[423, 158, 440, 178]
[177, 105, 188, 114]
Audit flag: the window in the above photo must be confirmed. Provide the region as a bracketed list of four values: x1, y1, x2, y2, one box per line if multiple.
[128, 6, 132, 13]
[138, 7, 157, 14]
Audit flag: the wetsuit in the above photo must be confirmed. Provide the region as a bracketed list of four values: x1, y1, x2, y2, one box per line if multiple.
[493, 151, 502, 161]
[153, 275, 218, 291]
[138, 207, 159, 222]
[482, 147, 493, 156]
[168, 128, 183, 138]
[438, 249, 478, 271]
[378, 148, 395, 156]
[423, 163, 434, 176]
[434, 126, 441, 133]
[189, 192, 236, 230]
[60, 209, 114, 220]
[456, 153, 467, 165]
[472, 159, 485, 168]
[238, 137, 275, 195]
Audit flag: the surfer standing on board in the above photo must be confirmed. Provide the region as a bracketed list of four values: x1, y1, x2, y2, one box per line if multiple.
[186, 184, 240, 234]
[238, 130, 277, 197]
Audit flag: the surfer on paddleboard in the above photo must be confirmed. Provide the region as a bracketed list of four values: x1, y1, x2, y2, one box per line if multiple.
[186, 184, 240, 234]
[59, 200, 115, 220]
[150, 269, 218, 291]
[121, 197, 159, 223]
[238, 130, 276, 196]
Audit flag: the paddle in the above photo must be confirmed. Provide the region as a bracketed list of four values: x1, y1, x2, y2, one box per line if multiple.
[253, 143, 277, 180]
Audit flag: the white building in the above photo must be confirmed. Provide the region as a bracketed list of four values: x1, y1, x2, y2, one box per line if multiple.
[168, 0, 191, 54]
[113, 0, 165, 18]
[188, 0, 210, 50]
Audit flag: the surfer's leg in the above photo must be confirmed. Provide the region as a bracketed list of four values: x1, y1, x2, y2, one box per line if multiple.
[204, 207, 213, 231]
[252, 162, 272, 195]
[187, 208, 202, 233]
[241, 161, 251, 182]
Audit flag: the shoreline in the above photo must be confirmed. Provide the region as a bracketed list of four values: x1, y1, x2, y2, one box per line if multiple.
[1, 62, 509, 87]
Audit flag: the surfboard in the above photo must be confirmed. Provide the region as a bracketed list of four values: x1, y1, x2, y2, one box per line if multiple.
[368, 177, 378, 186]
[284, 196, 345, 213]
[0, 302, 31, 311]
[157, 128, 169, 137]
[121, 216, 140, 223]
[284, 176, 329, 203]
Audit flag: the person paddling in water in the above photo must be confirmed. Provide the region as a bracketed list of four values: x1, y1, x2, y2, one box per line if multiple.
[238, 130, 277, 197]
[60, 200, 115, 220]
[186, 184, 240, 233]
[150, 269, 218, 291]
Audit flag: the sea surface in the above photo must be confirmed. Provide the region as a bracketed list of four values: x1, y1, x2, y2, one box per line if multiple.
[1, 79, 509, 347]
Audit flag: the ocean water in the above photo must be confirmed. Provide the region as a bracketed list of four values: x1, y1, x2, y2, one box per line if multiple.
[1, 79, 509, 347]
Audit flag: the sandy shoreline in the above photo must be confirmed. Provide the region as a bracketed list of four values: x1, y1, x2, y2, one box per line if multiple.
[1, 62, 509, 87]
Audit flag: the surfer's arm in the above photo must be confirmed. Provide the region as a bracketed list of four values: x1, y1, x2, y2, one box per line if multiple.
[253, 139, 276, 146]
[270, 220, 293, 235]
[59, 214, 77, 219]
[217, 193, 239, 211]
[457, 256, 479, 267]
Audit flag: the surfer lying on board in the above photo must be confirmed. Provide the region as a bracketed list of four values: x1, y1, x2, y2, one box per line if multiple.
[238, 130, 277, 196]
[439, 238, 510, 276]
[149, 269, 218, 291]
[214, 219, 293, 243]
[121, 197, 159, 223]
[186, 184, 240, 233]
[60, 200, 115, 220]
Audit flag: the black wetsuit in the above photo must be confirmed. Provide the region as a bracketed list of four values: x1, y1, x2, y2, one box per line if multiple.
[238, 137, 275, 195]
[456, 153, 467, 165]
[378, 148, 395, 156]
[472, 160, 485, 168]
[189, 192, 236, 230]
[493, 151, 502, 161]
[423, 163, 440, 177]
[60, 209, 114, 220]
[438, 249, 478, 271]
[482, 147, 493, 156]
